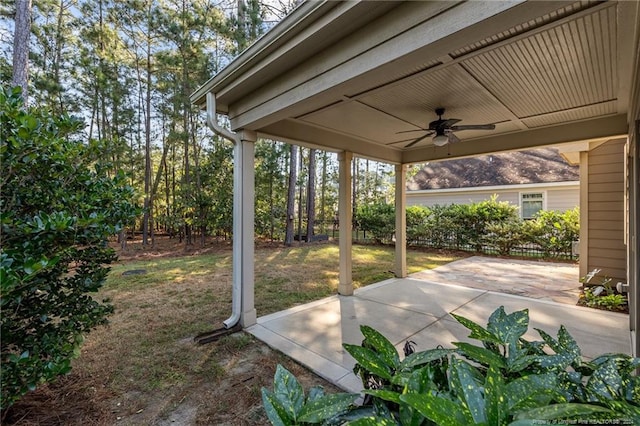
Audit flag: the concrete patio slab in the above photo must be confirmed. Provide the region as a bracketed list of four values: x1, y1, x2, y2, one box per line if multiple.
[247, 257, 630, 393]
[357, 277, 485, 317]
[410, 256, 582, 304]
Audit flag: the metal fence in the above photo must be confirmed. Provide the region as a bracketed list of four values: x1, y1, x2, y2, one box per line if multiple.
[405, 236, 577, 260]
[319, 221, 578, 260]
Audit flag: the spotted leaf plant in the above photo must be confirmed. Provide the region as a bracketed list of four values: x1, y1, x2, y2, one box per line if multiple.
[261, 365, 358, 425]
[263, 306, 640, 425]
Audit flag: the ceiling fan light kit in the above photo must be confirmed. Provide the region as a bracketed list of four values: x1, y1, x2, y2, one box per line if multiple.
[403, 108, 495, 148]
[433, 134, 449, 146]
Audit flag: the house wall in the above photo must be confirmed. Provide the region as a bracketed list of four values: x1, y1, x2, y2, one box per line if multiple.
[406, 186, 579, 216]
[587, 139, 627, 282]
[547, 188, 580, 212]
[407, 190, 518, 208]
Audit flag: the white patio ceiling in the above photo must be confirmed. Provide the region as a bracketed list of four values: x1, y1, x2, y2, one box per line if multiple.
[192, 0, 639, 164]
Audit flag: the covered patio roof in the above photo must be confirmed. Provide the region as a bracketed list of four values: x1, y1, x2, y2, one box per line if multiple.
[190, 0, 640, 357]
[192, 0, 637, 164]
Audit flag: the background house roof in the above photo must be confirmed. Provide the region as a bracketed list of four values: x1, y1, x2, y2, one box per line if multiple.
[407, 148, 579, 191]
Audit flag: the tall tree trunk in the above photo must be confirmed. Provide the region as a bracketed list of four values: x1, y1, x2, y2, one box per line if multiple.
[171, 136, 178, 241]
[236, 0, 246, 50]
[150, 142, 169, 243]
[181, 0, 192, 246]
[284, 144, 297, 246]
[320, 151, 327, 234]
[141, 69, 151, 246]
[97, 0, 109, 142]
[269, 158, 275, 241]
[297, 148, 304, 241]
[164, 152, 170, 234]
[306, 148, 316, 241]
[352, 157, 358, 227]
[12, 0, 32, 104]
[119, 230, 127, 250]
[142, 4, 153, 246]
[52, 0, 66, 114]
[88, 87, 98, 140]
[190, 121, 205, 247]
[365, 159, 370, 203]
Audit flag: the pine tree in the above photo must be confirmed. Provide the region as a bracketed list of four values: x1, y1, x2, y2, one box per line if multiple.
[285, 144, 298, 246]
[306, 148, 316, 241]
[11, 0, 31, 103]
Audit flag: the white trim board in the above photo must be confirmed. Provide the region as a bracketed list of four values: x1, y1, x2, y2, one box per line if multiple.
[407, 181, 579, 195]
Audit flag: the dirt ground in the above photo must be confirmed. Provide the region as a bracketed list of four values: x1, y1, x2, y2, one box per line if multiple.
[6, 236, 591, 424]
[3, 236, 344, 426]
[3, 340, 331, 426]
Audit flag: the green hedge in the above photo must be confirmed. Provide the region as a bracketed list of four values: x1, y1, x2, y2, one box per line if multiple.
[0, 87, 137, 409]
[355, 198, 579, 259]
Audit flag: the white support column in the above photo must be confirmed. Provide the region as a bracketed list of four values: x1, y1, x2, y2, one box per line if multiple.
[338, 151, 353, 295]
[238, 130, 257, 327]
[395, 164, 407, 278]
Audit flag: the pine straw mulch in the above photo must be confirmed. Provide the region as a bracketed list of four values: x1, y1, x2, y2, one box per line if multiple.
[2, 236, 342, 426]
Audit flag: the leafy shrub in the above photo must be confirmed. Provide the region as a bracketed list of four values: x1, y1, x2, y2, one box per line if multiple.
[355, 197, 578, 258]
[522, 207, 579, 258]
[264, 306, 639, 425]
[405, 205, 430, 241]
[0, 87, 137, 409]
[356, 202, 395, 243]
[459, 196, 519, 251]
[404, 201, 577, 258]
[439, 203, 470, 249]
[485, 219, 525, 256]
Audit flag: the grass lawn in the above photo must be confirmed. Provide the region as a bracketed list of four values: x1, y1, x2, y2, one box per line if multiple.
[5, 240, 463, 425]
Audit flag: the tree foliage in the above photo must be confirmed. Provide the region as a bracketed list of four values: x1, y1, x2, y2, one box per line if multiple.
[0, 87, 137, 409]
[356, 202, 396, 243]
[0, 0, 400, 248]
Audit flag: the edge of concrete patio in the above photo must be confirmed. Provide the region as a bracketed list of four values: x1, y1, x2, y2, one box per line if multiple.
[247, 257, 631, 393]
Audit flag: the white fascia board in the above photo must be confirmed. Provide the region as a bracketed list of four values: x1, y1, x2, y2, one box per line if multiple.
[407, 181, 580, 196]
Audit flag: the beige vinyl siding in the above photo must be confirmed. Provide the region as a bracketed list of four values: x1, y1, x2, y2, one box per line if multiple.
[407, 185, 579, 214]
[587, 139, 626, 282]
[546, 188, 580, 212]
[407, 190, 519, 208]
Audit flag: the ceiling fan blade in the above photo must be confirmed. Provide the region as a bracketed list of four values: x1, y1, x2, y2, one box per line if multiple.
[450, 124, 495, 131]
[447, 132, 460, 144]
[441, 118, 461, 127]
[405, 132, 432, 148]
[396, 128, 430, 134]
[429, 118, 461, 129]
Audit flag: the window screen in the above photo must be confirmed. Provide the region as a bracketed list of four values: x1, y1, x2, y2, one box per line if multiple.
[521, 193, 544, 219]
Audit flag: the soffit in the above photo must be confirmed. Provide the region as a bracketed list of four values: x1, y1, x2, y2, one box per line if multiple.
[198, 0, 638, 164]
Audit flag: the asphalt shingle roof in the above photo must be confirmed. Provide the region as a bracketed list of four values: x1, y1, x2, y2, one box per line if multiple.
[407, 148, 579, 191]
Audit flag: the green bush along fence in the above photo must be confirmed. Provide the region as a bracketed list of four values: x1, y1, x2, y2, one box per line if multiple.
[352, 198, 579, 260]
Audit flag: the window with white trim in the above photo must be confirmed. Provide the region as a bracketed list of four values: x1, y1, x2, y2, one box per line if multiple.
[520, 192, 544, 219]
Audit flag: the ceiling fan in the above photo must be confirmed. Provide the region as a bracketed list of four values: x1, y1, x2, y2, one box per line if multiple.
[400, 108, 495, 148]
